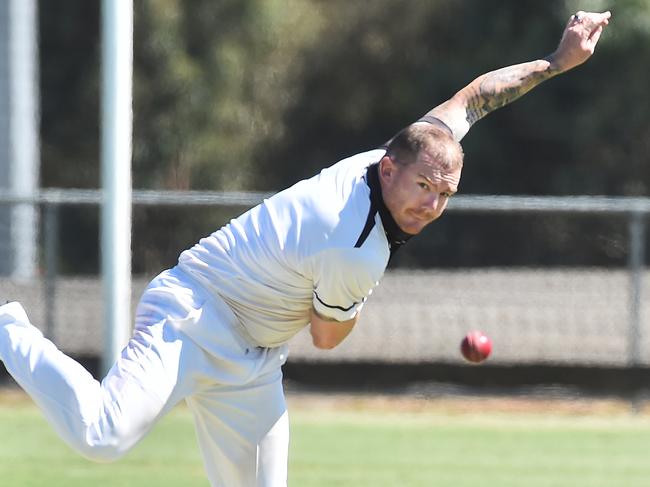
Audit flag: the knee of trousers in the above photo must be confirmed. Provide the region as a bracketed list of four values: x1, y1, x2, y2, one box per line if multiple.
[71, 436, 132, 463]
[67, 422, 144, 463]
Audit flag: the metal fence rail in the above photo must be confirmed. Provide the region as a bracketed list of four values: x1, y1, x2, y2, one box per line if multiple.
[4, 189, 650, 213]
[0, 189, 648, 366]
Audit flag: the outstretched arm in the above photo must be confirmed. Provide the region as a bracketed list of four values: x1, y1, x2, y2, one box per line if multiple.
[425, 10, 611, 141]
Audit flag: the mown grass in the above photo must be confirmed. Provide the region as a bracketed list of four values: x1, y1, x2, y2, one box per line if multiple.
[2, 391, 650, 486]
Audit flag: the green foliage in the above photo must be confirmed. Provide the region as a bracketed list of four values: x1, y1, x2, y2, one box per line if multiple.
[39, 0, 100, 189]
[132, 0, 323, 190]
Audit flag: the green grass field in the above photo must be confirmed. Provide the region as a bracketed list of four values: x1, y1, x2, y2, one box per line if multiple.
[2, 391, 650, 486]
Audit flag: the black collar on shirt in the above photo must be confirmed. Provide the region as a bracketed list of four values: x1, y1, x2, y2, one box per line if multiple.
[363, 162, 414, 257]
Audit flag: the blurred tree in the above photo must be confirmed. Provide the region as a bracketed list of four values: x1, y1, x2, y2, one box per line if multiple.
[38, 0, 650, 272]
[39, 0, 100, 189]
[132, 0, 323, 190]
[39, 0, 100, 274]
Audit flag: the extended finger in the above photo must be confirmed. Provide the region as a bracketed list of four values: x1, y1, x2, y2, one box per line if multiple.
[571, 10, 610, 31]
[586, 10, 611, 22]
[584, 11, 611, 29]
[588, 11, 610, 38]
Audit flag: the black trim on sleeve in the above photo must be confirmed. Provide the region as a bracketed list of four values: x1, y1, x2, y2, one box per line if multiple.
[417, 115, 454, 137]
[380, 116, 453, 149]
[313, 291, 360, 312]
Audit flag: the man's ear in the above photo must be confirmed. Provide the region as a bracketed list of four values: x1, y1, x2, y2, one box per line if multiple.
[379, 155, 395, 182]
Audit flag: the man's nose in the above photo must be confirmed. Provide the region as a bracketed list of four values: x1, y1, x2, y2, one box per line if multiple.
[425, 193, 439, 209]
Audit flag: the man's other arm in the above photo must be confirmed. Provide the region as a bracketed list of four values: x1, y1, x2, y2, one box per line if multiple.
[309, 308, 359, 350]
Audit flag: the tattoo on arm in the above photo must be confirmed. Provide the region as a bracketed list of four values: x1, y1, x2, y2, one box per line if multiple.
[464, 59, 560, 126]
[423, 57, 562, 142]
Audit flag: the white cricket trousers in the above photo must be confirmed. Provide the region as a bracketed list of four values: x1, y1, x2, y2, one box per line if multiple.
[0, 268, 290, 486]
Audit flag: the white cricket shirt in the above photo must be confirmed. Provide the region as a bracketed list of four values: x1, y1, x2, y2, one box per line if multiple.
[177, 148, 412, 347]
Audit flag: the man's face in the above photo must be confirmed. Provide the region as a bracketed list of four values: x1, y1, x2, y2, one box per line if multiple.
[379, 152, 462, 235]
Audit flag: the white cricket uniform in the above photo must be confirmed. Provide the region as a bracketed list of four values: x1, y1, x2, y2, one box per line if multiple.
[177, 148, 397, 346]
[0, 147, 412, 486]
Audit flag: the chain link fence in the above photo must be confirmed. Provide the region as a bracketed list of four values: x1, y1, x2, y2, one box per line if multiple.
[1, 190, 648, 367]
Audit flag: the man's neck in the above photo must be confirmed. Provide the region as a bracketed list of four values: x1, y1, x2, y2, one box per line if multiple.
[366, 163, 413, 256]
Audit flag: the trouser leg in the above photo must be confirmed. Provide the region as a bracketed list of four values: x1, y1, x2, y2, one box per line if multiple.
[257, 409, 290, 486]
[0, 301, 197, 462]
[186, 365, 289, 487]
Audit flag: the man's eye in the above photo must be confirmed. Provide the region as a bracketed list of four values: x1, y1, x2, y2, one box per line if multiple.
[417, 182, 429, 190]
[441, 192, 453, 198]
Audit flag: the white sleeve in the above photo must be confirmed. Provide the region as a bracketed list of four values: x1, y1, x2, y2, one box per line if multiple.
[311, 249, 384, 322]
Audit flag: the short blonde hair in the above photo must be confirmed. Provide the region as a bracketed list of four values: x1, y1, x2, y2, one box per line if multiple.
[386, 123, 464, 171]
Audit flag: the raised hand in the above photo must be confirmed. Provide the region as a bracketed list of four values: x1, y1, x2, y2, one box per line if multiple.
[550, 11, 612, 72]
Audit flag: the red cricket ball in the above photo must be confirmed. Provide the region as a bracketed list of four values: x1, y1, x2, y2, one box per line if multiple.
[460, 330, 492, 363]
